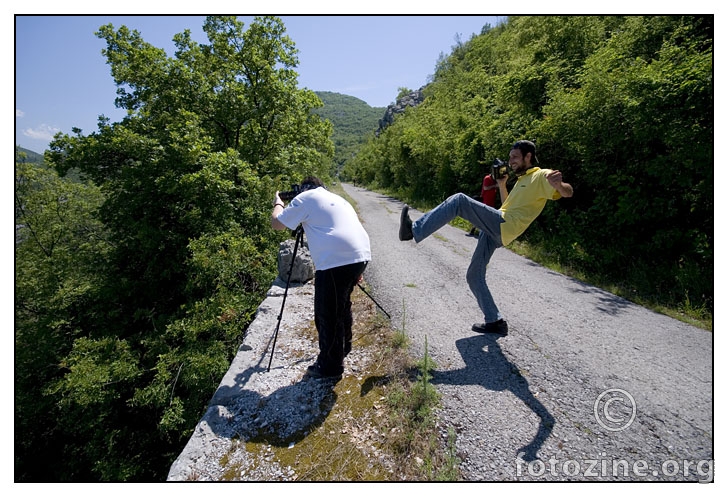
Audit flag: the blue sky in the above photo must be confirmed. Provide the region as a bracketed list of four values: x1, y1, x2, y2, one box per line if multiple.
[15, 15, 501, 154]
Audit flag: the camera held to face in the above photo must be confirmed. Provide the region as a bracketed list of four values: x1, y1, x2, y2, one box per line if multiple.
[279, 184, 302, 201]
[492, 158, 512, 180]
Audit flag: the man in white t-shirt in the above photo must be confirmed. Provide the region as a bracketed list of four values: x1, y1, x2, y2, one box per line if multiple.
[272, 177, 371, 379]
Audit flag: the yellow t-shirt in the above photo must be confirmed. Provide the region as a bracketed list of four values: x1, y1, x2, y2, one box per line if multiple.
[499, 167, 560, 246]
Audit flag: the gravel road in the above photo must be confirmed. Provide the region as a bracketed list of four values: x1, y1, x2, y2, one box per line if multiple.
[342, 183, 713, 482]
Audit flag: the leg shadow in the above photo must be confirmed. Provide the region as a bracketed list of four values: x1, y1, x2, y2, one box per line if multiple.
[431, 334, 554, 461]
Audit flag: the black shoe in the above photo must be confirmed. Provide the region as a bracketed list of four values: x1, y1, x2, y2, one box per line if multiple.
[305, 361, 343, 380]
[399, 205, 414, 241]
[467, 227, 478, 237]
[472, 319, 508, 335]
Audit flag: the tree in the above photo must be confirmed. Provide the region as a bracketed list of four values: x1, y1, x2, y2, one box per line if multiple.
[15, 161, 112, 480]
[20, 16, 333, 481]
[312, 91, 385, 173]
[536, 16, 712, 305]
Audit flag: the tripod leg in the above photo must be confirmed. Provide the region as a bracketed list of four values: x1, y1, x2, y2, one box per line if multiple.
[267, 227, 304, 372]
[357, 283, 391, 319]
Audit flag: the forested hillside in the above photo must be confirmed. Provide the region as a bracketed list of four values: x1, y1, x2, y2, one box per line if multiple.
[341, 15, 713, 324]
[15, 16, 333, 481]
[15, 146, 45, 164]
[313, 91, 385, 172]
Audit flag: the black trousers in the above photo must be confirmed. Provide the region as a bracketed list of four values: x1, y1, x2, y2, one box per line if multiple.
[313, 261, 368, 374]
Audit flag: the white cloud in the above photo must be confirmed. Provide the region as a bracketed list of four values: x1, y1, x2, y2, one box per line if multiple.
[16, 109, 25, 117]
[23, 124, 61, 141]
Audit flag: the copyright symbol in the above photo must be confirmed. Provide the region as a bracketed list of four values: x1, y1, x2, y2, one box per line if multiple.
[594, 388, 636, 432]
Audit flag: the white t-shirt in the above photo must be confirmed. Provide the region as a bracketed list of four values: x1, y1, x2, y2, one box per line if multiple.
[276, 187, 371, 271]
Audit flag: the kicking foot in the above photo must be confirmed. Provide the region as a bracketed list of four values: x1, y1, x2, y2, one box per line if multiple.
[399, 205, 414, 241]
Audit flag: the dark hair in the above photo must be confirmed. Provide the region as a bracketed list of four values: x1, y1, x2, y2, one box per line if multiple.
[301, 176, 324, 191]
[512, 140, 539, 164]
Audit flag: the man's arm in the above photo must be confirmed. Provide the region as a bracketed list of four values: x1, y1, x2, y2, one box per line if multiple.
[473, 183, 498, 201]
[497, 175, 509, 202]
[545, 170, 574, 198]
[271, 192, 287, 230]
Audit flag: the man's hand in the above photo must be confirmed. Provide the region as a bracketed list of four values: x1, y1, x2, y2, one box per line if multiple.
[546, 170, 563, 187]
[546, 170, 574, 198]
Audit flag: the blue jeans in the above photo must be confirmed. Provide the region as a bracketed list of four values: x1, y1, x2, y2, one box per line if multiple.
[412, 193, 505, 323]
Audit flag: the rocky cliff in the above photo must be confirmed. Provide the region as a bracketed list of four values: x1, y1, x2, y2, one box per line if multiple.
[376, 86, 426, 136]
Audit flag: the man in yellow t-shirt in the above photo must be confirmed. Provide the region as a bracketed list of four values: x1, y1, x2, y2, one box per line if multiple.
[398, 140, 573, 335]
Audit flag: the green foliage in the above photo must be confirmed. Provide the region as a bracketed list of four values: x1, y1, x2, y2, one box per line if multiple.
[47, 337, 142, 408]
[15, 161, 113, 480]
[313, 91, 385, 174]
[17, 16, 333, 481]
[412, 337, 439, 423]
[345, 15, 713, 320]
[15, 146, 45, 164]
[396, 87, 413, 100]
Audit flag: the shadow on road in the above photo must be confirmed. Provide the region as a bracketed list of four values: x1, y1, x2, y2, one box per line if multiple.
[201, 328, 340, 448]
[204, 365, 339, 448]
[525, 261, 633, 316]
[431, 333, 554, 461]
[569, 279, 634, 316]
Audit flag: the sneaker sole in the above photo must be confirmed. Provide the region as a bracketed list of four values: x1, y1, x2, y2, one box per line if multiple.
[471, 324, 508, 335]
[399, 205, 413, 241]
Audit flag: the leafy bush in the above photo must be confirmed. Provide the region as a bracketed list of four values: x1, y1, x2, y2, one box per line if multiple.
[346, 15, 713, 319]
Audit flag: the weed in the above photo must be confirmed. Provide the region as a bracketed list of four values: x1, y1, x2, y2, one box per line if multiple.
[219, 283, 458, 481]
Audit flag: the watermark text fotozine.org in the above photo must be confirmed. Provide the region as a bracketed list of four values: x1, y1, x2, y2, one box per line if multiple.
[516, 453, 713, 482]
[515, 388, 713, 482]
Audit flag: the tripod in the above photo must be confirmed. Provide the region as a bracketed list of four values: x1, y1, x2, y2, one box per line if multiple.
[267, 225, 305, 372]
[266, 226, 391, 372]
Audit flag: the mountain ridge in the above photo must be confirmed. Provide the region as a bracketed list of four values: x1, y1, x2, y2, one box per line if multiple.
[313, 91, 385, 172]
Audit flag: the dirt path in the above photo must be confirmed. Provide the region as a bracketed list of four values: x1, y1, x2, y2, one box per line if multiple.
[342, 183, 713, 482]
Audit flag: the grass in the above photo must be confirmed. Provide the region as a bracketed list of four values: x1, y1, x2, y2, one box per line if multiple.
[378, 334, 461, 481]
[216, 281, 460, 481]
[506, 239, 713, 331]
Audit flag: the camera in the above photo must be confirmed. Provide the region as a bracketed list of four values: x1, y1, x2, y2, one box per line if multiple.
[279, 184, 302, 201]
[492, 158, 511, 180]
